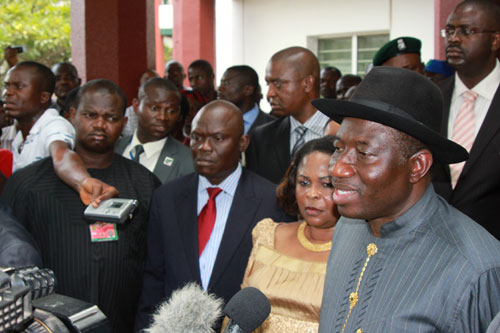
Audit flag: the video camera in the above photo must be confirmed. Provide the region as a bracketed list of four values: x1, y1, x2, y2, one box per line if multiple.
[0, 266, 109, 333]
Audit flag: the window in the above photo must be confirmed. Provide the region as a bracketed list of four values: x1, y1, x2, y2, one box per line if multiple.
[318, 34, 389, 76]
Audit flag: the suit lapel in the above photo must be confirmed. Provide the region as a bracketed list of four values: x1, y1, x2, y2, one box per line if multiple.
[460, 83, 500, 178]
[273, 117, 291, 173]
[440, 77, 454, 138]
[208, 170, 259, 289]
[175, 174, 202, 283]
[114, 135, 132, 154]
[153, 136, 177, 183]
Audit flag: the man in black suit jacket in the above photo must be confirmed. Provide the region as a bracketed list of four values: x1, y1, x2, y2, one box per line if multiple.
[433, 0, 500, 239]
[135, 100, 289, 331]
[245, 46, 330, 184]
[218, 65, 274, 135]
[115, 77, 195, 184]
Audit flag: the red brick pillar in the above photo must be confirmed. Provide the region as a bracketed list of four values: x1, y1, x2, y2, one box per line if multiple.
[434, 0, 461, 60]
[71, 0, 158, 103]
[172, 0, 216, 86]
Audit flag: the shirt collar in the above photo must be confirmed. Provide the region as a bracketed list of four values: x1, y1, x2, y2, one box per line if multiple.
[30, 108, 59, 134]
[454, 59, 500, 101]
[289, 110, 329, 136]
[243, 104, 260, 134]
[130, 130, 167, 158]
[378, 184, 438, 238]
[198, 163, 242, 197]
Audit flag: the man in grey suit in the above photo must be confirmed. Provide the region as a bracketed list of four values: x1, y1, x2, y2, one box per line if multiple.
[115, 77, 194, 183]
[218, 65, 274, 135]
[314, 67, 500, 332]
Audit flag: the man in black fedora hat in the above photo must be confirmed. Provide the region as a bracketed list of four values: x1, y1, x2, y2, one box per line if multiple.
[314, 66, 500, 332]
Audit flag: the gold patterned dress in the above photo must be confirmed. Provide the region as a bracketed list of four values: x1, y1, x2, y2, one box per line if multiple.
[241, 218, 327, 332]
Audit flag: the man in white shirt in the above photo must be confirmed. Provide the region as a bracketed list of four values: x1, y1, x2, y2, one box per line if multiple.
[115, 77, 194, 183]
[433, 0, 500, 239]
[2, 61, 117, 205]
[135, 100, 289, 331]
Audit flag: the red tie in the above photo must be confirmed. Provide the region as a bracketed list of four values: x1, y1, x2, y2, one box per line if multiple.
[198, 187, 222, 256]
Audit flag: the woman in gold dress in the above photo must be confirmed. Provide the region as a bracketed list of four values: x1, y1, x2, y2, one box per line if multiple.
[241, 136, 339, 332]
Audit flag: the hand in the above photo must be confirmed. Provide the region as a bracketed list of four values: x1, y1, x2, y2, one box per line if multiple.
[79, 177, 119, 207]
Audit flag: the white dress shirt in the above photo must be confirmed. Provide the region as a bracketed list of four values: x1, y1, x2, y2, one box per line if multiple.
[448, 60, 500, 142]
[197, 163, 242, 290]
[122, 130, 167, 172]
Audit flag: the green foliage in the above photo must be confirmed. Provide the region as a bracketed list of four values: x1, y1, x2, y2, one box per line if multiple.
[0, 0, 71, 67]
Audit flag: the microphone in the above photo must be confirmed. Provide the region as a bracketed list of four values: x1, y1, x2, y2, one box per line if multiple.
[223, 287, 271, 333]
[146, 282, 223, 333]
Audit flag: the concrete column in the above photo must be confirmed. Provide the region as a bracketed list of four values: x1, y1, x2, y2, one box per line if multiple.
[71, 0, 157, 103]
[172, 0, 215, 86]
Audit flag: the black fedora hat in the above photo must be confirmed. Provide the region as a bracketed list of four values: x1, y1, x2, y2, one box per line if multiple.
[312, 66, 468, 164]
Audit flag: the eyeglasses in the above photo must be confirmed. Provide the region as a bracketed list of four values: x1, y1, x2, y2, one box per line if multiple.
[441, 26, 500, 38]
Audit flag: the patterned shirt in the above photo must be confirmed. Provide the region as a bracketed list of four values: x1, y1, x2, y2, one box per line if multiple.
[319, 185, 500, 332]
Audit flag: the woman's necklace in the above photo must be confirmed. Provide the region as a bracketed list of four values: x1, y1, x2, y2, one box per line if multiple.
[297, 221, 332, 252]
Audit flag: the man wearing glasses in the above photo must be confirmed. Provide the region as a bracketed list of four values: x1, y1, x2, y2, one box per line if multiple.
[433, 0, 500, 240]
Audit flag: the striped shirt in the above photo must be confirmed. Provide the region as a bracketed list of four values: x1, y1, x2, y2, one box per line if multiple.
[289, 110, 330, 155]
[448, 60, 500, 142]
[319, 185, 500, 332]
[197, 163, 242, 290]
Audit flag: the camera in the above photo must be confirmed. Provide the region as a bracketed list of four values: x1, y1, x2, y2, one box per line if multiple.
[0, 266, 109, 333]
[84, 198, 138, 224]
[7, 46, 25, 54]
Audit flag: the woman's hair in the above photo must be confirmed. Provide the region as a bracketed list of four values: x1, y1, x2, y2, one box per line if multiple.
[276, 135, 337, 217]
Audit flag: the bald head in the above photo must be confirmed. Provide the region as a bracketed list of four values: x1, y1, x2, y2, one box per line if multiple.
[270, 46, 320, 87]
[455, 0, 500, 25]
[265, 46, 320, 122]
[194, 100, 244, 136]
[190, 100, 249, 184]
[165, 60, 186, 90]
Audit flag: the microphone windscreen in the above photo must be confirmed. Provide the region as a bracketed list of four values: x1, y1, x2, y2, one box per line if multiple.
[223, 287, 271, 332]
[147, 282, 223, 333]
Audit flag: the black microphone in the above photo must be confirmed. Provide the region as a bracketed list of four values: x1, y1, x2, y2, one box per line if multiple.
[223, 287, 271, 333]
[147, 282, 223, 333]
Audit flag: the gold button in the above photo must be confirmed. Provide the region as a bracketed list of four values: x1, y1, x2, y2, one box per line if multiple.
[367, 243, 378, 255]
[356, 329, 363, 333]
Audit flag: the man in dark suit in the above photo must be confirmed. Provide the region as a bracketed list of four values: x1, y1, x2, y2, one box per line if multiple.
[115, 77, 194, 184]
[245, 46, 329, 184]
[218, 65, 274, 135]
[433, 0, 500, 239]
[135, 100, 289, 331]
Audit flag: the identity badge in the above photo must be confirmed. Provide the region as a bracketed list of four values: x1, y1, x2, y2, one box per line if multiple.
[89, 222, 118, 242]
[163, 156, 174, 167]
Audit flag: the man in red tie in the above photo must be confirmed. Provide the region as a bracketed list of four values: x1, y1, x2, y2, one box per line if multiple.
[135, 100, 290, 331]
[433, 0, 500, 239]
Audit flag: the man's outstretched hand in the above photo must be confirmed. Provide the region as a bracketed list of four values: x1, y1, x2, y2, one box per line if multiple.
[79, 177, 119, 207]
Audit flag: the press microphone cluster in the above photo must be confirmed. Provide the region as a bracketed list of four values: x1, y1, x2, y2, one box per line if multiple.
[146, 284, 271, 333]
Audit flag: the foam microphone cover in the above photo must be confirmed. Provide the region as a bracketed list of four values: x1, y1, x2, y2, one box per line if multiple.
[147, 282, 223, 333]
[223, 287, 271, 332]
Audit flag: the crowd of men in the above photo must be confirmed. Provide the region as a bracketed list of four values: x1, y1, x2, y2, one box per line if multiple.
[1, 0, 500, 332]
